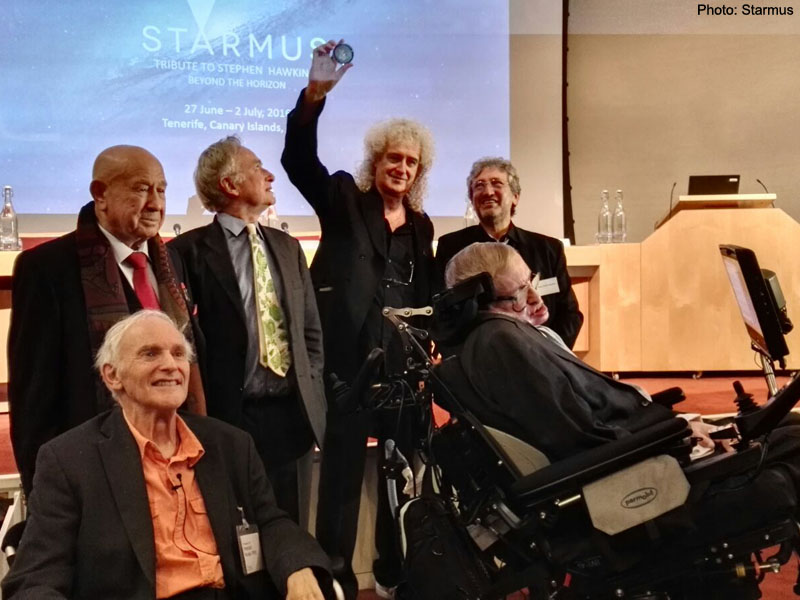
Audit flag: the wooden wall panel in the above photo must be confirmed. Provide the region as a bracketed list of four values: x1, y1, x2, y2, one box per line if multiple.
[566, 243, 642, 372]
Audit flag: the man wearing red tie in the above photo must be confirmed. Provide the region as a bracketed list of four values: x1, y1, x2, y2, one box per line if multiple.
[8, 144, 205, 495]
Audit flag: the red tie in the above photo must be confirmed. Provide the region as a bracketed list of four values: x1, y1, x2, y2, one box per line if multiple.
[126, 252, 161, 310]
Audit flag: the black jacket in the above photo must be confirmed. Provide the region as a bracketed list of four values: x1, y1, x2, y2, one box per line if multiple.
[443, 313, 674, 462]
[169, 219, 327, 448]
[2, 408, 331, 599]
[281, 92, 435, 384]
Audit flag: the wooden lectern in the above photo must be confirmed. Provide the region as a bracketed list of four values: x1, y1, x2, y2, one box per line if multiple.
[655, 194, 776, 229]
[564, 202, 799, 373]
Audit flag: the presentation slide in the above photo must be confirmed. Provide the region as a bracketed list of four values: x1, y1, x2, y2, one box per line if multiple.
[1, 0, 509, 217]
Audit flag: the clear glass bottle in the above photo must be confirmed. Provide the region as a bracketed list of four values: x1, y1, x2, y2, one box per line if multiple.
[266, 205, 280, 229]
[1, 186, 20, 251]
[596, 189, 611, 244]
[258, 205, 281, 229]
[463, 200, 479, 228]
[612, 189, 627, 243]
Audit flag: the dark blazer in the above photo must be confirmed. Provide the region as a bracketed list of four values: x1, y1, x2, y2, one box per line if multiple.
[1, 408, 330, 599]
[169, 220, 326, 447]
[8, 233, 100, 495]
[281, 93, 435, 384]
[435, 224, 584, 348]
[448, 314, 674, 462]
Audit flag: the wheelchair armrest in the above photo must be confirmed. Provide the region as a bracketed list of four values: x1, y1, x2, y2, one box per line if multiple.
[682, 442, 764, 485]
[737, 373, 800, 441]
[650, 386, 686, 408]
[509, 418, 690, 509]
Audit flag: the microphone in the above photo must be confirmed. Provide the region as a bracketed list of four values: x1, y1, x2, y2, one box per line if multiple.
[668, 181, 677, 213]
[280, 222, 290, 233]
[756, 178, 769, 193]
[173, 223, 182, 236]
[172, 472, 183, 491]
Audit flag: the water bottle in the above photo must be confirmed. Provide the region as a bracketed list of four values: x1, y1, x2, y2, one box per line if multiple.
[463, 200, 479, 228]
[258, 205, 281, 229]
[268, 205, 281, 229]
[612, 189, 627, 243]
[1, 186, 20, 251]
[596, 189, 611, 244]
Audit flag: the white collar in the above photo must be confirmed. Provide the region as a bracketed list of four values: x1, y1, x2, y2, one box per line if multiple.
[97, 223, 151, 266]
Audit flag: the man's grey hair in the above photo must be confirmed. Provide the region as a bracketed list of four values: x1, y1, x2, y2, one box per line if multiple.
[194, 136, 244, 212]
[466, 157, 521, 216]
[444, 242, 520, 289]
[94, 310, 194, 374]
[354, 118, 435, 214]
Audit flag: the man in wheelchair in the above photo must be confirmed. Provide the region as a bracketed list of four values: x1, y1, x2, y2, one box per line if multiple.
[424, 241, 800, 599]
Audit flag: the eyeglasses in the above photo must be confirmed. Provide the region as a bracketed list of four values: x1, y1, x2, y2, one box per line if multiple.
[471, 178, 508, 194]
[382, 259, 416, 288]
[494, 272, 540, 311]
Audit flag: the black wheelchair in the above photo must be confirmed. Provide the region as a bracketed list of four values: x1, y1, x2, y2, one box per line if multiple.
[360, 245, 800, 600]
[429, 351, 800, 599]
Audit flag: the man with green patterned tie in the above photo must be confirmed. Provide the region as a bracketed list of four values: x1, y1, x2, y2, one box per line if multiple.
[170, 136, 326, 525]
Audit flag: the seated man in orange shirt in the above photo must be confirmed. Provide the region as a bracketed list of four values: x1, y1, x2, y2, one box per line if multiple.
[2, 311, 331, 600]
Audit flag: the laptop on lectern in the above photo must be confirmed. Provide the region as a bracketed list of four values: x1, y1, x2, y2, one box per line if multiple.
[687, 175, 740, 195]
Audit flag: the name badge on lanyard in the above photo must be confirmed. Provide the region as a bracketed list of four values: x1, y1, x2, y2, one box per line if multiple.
[236, 507, 264, 575]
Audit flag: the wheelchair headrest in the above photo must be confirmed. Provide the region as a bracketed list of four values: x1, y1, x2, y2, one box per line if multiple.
[431, 272, 496, 346]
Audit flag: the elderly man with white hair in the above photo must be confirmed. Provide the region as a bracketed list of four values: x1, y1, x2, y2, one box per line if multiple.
[3, 311, 331, 600]
[440, 242, 800, 599]
[442, 242, 699, 458]
[170, 136, 326, 527]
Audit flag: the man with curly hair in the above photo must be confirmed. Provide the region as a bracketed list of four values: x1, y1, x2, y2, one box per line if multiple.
[281, 39, 436, 600]
[436, 157, 584, 348]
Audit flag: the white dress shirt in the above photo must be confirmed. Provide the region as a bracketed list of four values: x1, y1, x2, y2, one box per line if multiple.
[97, 224, 160, 299]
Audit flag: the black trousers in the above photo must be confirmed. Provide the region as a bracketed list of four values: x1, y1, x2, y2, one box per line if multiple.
[694, 423, 800, 536]
[241, 393, 314, 526]
[315, 406, 418, 600]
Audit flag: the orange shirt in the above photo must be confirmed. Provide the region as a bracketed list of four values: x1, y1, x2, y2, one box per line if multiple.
[125, 413, 226, 599]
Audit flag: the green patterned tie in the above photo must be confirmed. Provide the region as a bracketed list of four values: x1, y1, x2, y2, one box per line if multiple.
[246, 223, 291, 376]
